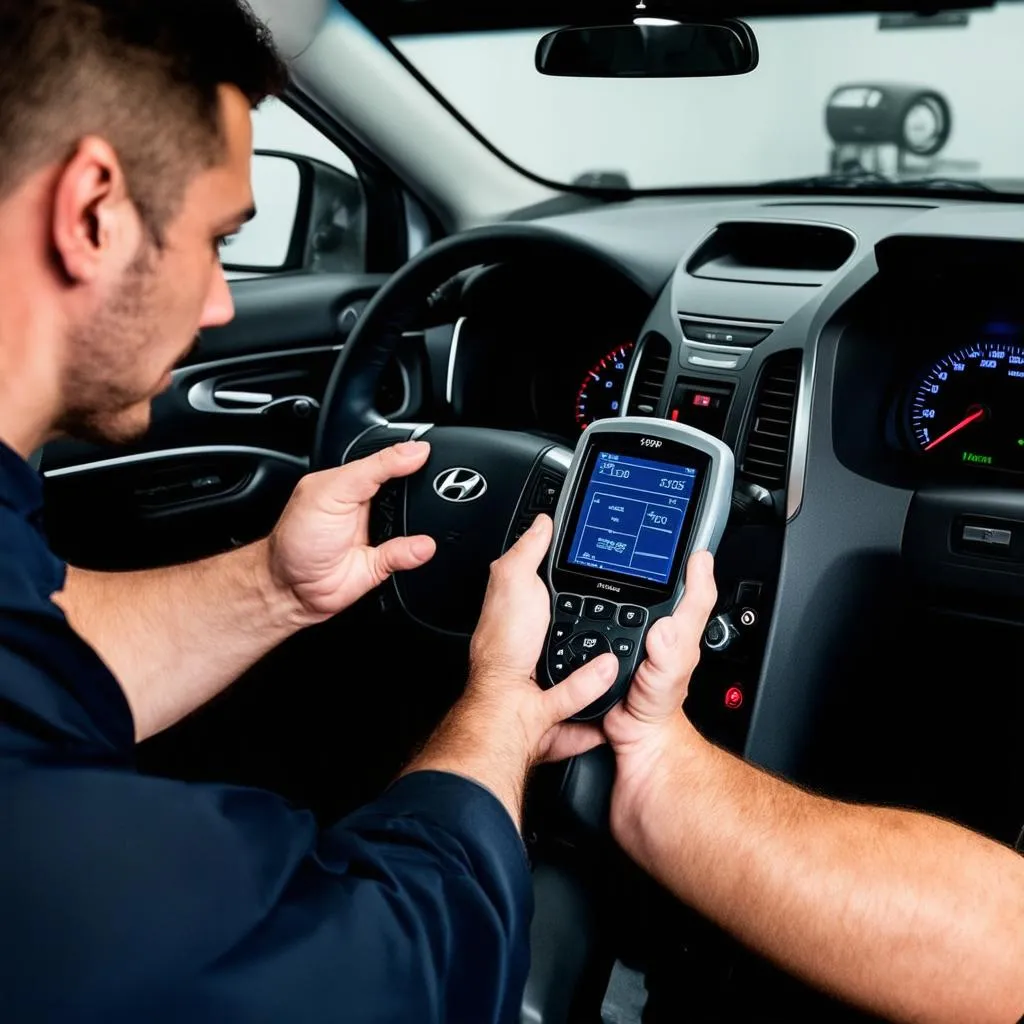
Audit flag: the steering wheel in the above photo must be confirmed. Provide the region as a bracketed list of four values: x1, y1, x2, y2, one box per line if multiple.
[313, 223, 647, 636]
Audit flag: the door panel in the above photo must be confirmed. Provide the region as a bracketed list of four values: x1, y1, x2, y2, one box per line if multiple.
[43, 273, 389, 571]
[45, 448, 304, 570]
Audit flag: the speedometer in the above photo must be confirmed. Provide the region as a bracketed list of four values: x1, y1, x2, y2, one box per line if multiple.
[907, 341, 1024, 471]
[575, 342, 635, 430]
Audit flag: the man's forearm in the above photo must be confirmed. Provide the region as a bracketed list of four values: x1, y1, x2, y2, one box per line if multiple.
[619, 724, 1024, 1024]
[57, 540, 303, 741]
[403, 692, 531, 830]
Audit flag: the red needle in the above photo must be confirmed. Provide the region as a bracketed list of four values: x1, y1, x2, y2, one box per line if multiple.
[924, 407, 986, 451]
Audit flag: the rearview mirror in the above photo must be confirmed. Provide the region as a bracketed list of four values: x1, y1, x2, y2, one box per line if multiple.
[535, 20, 758, 78]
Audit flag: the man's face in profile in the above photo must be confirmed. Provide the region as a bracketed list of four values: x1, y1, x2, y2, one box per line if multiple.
[58, 85, 255, 446]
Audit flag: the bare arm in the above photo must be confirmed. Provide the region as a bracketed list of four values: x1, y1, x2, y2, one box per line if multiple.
[617, 724, 1024, 1024]
[405, 514, 615, 827]
[606, 552, 1024, 1024]
[57, 541, 299, 742]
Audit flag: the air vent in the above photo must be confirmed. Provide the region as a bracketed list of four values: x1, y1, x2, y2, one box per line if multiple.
[626, 333, 671, 416]
[687, 221, 856, 286]
[740, 351, 801, 488]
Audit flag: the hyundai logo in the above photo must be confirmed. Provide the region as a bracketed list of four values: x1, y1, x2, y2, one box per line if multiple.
[433, 468, 488, 504]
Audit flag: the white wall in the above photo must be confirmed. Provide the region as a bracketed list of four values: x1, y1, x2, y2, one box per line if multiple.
[395, 9, 1024, 188]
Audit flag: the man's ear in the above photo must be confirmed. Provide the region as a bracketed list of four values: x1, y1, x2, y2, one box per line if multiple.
[51, 136, 140, 284]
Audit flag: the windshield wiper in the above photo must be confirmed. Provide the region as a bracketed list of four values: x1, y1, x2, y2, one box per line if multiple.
[760, 171, 995, 193]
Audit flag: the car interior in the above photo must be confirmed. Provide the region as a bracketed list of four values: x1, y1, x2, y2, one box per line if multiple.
[39, 1, 1024, 1020]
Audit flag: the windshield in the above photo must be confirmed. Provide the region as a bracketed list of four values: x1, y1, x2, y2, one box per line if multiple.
[393, 6, 1024, 193]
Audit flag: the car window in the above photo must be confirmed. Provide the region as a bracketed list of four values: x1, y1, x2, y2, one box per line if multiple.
[224, 98, 365, 279]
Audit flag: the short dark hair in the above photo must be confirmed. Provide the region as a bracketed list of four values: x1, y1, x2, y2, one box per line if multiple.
[0, 0, 287, 244]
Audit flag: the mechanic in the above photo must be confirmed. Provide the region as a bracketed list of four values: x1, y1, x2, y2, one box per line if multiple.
[601, 556, 1024, 1024]
[0, 2, 617, 1021]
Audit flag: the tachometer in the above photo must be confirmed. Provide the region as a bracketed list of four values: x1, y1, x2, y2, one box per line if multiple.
[575, 342, 635, 430]
[907, 341, 1024, 471]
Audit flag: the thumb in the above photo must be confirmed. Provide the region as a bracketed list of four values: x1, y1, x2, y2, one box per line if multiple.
[543, 653, 619, 724]
[327, 440, 431, 507]
[624, 550, 716, 725]
[368, 534, 436, 584]
[495, 514, 553, 580]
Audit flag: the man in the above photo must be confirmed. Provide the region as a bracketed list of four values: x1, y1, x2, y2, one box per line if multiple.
[0, 2, 616, 1021]
[600, 557, 1024, 1023]
[4, 5, 1018, 1024]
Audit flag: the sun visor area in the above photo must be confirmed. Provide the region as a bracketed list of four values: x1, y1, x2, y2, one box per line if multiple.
[247, 0, 330, 61]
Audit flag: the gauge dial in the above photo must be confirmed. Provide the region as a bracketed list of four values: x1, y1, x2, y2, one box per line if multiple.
[908, 341, 1024, 471]
[575, 342, 635, 430]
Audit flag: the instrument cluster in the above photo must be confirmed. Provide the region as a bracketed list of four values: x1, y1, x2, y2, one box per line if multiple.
[893, 332, 1024, 476]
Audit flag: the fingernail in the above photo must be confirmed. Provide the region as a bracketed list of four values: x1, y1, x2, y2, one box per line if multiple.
[530, 514, 549, 533]
[395, 440, 429, 457]
[411, 536, 435, 561]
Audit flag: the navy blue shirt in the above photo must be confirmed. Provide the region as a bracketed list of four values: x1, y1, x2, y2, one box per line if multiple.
[0, 442, 531, 1023]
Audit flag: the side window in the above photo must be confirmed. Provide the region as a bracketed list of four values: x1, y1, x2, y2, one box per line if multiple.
[223, 98, 366, 279]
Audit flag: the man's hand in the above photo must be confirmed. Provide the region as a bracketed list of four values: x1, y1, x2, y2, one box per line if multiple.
[266, 441, 437, 627]
[603, 551, 718, 831]
[468, 513, 618, 765]
[406, 514, 617, 826]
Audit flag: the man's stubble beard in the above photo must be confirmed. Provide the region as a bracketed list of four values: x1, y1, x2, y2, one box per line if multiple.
[55, 247, 163, 447]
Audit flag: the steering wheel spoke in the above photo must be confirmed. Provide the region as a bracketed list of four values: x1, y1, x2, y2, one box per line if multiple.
[503, 446, 574, 552]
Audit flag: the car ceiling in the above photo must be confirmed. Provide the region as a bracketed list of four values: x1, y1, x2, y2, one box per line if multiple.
[343, 0, 1001, 37]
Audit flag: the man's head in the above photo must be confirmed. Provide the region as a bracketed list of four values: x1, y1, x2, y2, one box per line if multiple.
[0, 0, 286, 447]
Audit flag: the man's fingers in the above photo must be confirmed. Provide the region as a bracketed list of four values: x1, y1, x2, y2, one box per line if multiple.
[490, 514, 552, 583]
[685, 549, 718, 618]
[324, 441, 431, 506]
[625, 551, 716, 722]
[369, 534, 436, 583]
[543, 653, 618, 725]
[540, 722, 607, 764]
[649, 550, 716, 669]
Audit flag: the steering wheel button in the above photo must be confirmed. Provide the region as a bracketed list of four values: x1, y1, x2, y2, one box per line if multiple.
[612, 638, 635, 658]
[617, 606, 647, 628]
[532, 474, 562, 510]
[584, 598, 613, 620]
[557, 594, 583, 616]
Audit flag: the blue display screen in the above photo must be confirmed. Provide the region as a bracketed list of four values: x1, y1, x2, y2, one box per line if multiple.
[566, 451, 697, 586]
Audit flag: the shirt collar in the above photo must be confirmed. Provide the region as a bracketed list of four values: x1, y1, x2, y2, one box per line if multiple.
[0, 440, 44, 517]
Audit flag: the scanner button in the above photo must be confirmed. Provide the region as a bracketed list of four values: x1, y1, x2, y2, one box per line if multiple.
[556, 594, 583, 617]
[552, 623, 573, 644]
[617, 606, 647, 628]
[612, 638, 636, 658]
[568, 631, 612, 666]
[548, 659, 571, 683]
[584, 598, 614, 621]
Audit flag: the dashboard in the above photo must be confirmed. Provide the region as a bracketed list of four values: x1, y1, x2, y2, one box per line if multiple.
[452, 261, 649, 439]
[443, 195, 1024, 855]
[891, 326, 1024, 475]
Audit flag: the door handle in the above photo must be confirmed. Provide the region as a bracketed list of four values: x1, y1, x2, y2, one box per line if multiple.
[213, 389, 274, 406]
[188, 379, 319, 416]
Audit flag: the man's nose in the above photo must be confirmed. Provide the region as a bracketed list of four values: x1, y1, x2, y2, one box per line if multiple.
[200, 262, 235, 329]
